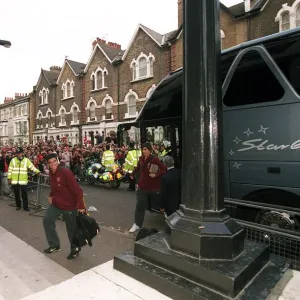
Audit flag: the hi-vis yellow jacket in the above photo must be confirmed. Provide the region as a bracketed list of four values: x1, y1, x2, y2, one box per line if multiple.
[8, 157, 40, 185]
[124, 149, 141, 173]
[101, 150, 115, 170]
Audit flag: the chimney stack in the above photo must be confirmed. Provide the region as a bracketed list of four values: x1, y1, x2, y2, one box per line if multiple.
[92, 37, 121, 50]
[244, 0, 251, 12]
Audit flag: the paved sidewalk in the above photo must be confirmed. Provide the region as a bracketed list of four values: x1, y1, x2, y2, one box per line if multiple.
[0, 226, 73, 300]
[19, 260, 300, 300]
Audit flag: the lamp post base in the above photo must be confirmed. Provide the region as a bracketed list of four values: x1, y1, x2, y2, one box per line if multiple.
[114, 232, 291, 300]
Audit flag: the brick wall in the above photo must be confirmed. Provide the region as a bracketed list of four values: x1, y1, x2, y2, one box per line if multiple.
[55, 62, 82, 127]
[118, 28, 167, 122]
[35, 74, 57, 130]
[84, 45, 119, 124]
[249, 0, 295, 40]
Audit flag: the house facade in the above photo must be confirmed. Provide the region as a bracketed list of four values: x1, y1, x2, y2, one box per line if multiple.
[32, 67, 61, 144]
[54, 59, 85, 145]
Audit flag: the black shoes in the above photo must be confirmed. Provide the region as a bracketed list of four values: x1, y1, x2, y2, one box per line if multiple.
[67, 248, 81, 260]
[44, 246, 60, 254]
[127, 188, 135, 192]
[16, 207, 21, 211]
[15, 207, 30, 211]
[24, 208, 30, 212]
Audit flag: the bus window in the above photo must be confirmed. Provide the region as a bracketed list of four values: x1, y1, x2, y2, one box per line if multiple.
[145, 126, 172, 146]
[121, 125, 141, 146]
[223, 50, 285, 107]
[269, 39, 300, 96]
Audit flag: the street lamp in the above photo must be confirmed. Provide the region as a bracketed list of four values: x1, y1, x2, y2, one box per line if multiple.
[0, 39, 11, 48]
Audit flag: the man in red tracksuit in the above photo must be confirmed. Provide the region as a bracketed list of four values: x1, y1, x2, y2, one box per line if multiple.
[43, 153, 85, 259]
[129, 142, 167, 233]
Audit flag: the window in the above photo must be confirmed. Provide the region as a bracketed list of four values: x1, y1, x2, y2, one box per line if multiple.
[73, 107, 79, 123]
[105, 100, 112, 119]
[128, 95, 137, 116]
[23, 122, 27, 135]
[281, 12, 290, 31]
[90, 102, 96, 120]
[131, 53, 155, 81]
[91, 67, 108, 90]
[47, 112, 52, 126]
[9, 108, 13, 118]
[60, 110, 66, 125]
[66, 82, 71, 98]
[139, 57, 147, 78]
[38, 114, 42, 127]
[92, 75, 95, 90]
[296, 6, 300, 27]
[43, 90, 47, 104]
[39, 87, 49, 104]
[62, 80, 75, 99]
[132, 63, 137, 80]
[223, 51, 285, 107]
[149, 57, 154, 77]
[269, 39, 300, 96]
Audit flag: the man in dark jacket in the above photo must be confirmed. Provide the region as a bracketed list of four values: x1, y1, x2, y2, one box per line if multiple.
[43, 153, 86, 259]
[129, 142, 166, 233]
[160, 156, 181, 216]
[0, 150, 12, 195]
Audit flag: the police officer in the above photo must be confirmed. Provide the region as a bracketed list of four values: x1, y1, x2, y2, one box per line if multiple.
[101, 144, 115, 171]
[124, 142, 141, 191]
[7, 147, 40, 211]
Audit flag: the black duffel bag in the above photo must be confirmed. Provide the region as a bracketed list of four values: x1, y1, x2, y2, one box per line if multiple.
[73, 213, 100, 247]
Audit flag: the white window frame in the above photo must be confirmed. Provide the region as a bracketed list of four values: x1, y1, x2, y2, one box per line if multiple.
[275, 2, 300, 31]
[36, 111, 43, 129]
[70, 102, 81, 125]
[86, 98, 97, 122]
[130, 52, 156, 81]
[90, 67, 108, 91]
[124, 89, 139, 119]
[61, 79, 75, 100]
[58, 106, 67, 126]
[39, 87, 49, 105]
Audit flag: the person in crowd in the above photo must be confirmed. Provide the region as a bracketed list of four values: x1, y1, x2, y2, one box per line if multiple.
[61, 147, 71, 169]
[123, 142, 140, 191]
[129, 142, 167, 233]
[7, 147, 40, 211]
[0, 150, 12, 195]
[101, 144, 115, 171]
[160, 156, 181, 217]
[43, 153, 86, 260]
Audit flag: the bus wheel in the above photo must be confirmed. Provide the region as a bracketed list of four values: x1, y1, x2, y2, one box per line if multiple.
[254, 210, 298, 231]
[237, 189, 300, 232]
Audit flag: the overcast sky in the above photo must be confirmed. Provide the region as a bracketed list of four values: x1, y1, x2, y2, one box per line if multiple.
[0, 0, 241, 103]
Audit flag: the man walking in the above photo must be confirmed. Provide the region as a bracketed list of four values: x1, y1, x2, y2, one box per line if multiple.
[7, 147, 40, 211]
[43, 153, 86, 260]
[129, 143, 166, 233]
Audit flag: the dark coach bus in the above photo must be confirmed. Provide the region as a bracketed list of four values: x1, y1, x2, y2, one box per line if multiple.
[118, 27, 300, 266]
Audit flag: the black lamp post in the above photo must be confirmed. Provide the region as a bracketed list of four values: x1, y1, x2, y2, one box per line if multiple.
[114, 1, 290, 299]
[0, 39, 11, 48]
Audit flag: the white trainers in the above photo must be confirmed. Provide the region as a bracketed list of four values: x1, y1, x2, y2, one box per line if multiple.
[129, 223, 140, 233]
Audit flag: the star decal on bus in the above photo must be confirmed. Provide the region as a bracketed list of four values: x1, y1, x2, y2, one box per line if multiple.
[229, 150, 234, 155]
[244, 128, 253, 137]
[232, 161, 242, 169]
[258, 125, 269, 135]
[233, 137, 241, 144]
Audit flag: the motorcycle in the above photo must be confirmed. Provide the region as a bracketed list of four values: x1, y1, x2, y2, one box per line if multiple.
[86, 163, 125, 188]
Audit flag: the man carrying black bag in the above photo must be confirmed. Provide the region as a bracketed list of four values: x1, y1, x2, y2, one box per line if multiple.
[43, 153, 86, 260]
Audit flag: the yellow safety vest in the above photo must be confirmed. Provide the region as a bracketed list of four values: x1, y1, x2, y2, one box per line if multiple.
[101, 150, 115, 170]
[7, 157, 40, 185]
[124, 150, 140, 173]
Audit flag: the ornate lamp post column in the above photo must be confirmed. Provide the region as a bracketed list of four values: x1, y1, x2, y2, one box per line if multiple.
[114, 1, 290, 299]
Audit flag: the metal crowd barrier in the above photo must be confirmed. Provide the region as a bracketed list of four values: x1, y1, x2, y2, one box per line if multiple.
[29, 174, 51, 217]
